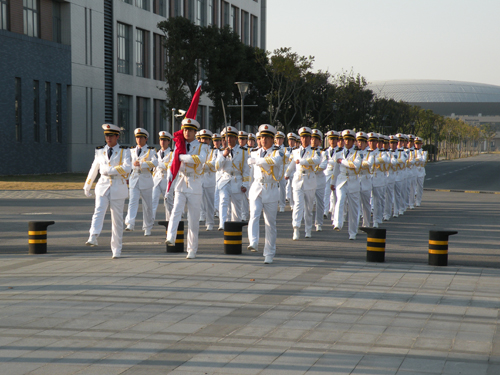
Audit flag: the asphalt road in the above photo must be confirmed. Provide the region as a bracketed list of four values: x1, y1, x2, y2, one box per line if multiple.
[1, 153, 499, 267]
[424, 152, 500, 192]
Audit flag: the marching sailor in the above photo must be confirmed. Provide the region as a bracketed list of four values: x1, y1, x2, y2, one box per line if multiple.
[247, 124, 284, 264]
[124, 128, 158, 236]
[84, 124, 131, 258]
[285, 127, 321, 240]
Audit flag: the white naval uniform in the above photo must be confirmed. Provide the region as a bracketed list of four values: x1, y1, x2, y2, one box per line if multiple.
[285, 146, 296, 208]
[384, 149, 398, 220]
[313, 148, 328, 227]
[285, 146, 321, 234]
[370, 148, 390, 226]
[415, 149, 427, 206]
[393, 148, 408, 216]
[247, 146, 284, 258]
[215, 144, 251, 229]
[331, 146, 362, 239]
[406, 148, 418, 209]
[201, 147, 218, 227]
[278, 144, 287, 211]
[166, 140, 209, 257]
[152, 147, 173, 220]
[358, 147, 374, 228]
[84, 144, 132, 257]
[324, 146, 339, 216]
[125, 145, 158, 231]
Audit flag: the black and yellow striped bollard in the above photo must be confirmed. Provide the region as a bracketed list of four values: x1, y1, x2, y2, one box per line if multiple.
[28, 221, 55, 255]
[158, 221, 184, 253]
[360, 227, 386, 263]
[224, 221, 248, 255]
[428, 230, 458, 266]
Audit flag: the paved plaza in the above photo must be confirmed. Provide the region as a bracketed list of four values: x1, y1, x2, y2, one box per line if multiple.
[1, 186, 500, 374]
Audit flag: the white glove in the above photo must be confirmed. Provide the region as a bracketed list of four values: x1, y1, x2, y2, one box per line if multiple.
[179, 154, 191, 162]
[167, 169, 173, 182]
[84, 188, 92, 197]
[247, 158, 256, 165]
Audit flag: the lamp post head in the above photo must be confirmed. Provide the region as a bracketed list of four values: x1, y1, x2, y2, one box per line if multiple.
[235, 82, 251, 97]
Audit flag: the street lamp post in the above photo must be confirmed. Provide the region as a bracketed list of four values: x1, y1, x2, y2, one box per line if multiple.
[235, 82, 251, 131]
[171, 108, 176, 135]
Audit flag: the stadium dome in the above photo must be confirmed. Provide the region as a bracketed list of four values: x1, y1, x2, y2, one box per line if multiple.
[367, 79, 500, 103]
[366, 80, 500, 118]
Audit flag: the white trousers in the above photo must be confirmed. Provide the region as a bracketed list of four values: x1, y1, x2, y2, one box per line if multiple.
[242, 190, 249, 220]
[359, 188, 372, 228]
[384, 182, 395, 220]
[279, 179, 286, 209]
[248, 195, 278, 258]
[214, 184, 220, 214]
[314, 184, 325, 226]
[333, 185, 360, 238]
[125, 185, 154, 230]
[219, 184, 243, 228]
[89, 192, 125, 257]
[202, 185, 216, 226]
[167, 191, 202, 255]
[394, 180, 405, 216]
[407, 176, 417, 208]
[416, 176, 425, 206]
[286, 179, 294, 207]
[152, 180, 168, 221]
[372, 185, 385, 225]
[292, 188, 315, 232]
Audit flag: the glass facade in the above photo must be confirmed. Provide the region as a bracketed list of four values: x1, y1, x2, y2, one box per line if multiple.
[0, 0, 8, 30]
[23, 0, 39, 37]
[118, 94, 132, 144]
[117, 22, 131, 74]
[136, 28, 148, 78]
[15, 78, 22, 142]
[45, 82, 51, 143]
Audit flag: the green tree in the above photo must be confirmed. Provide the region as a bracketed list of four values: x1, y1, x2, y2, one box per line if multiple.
[157, 17, 202, 112]
[258, 47, 314, 132]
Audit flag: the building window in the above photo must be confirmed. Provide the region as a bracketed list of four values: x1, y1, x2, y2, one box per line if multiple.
[23, 0, 40, 37]
[230, 5, 238, 32]
[251, 15, 258, 47]
[45, 82, 51, 143]
[153, 0, 166, 17]
[153, 33, 166, 81]
[196, 0, 205, 26]
[33, 80, 40, 142]
[185, 0, 194, 22]
[207, 0, 214, 25]
[15, 78, 22, 142]
[118, 94, 132, 144]
[136, 97, 150, 132]
[121, 0, 132, 4]
[53, 2, 61, 43]
[117, 22, 131, 74]
[222, 1, 229, 26]
[241, 11, 249, 45]
[153, 99, 166, 144]
[136, 28, 149, 78]
[136, 0, 149, 11]
[56, 83, 62, 143]
[171, 0, 181, 17]
[1, 0, 8, 30]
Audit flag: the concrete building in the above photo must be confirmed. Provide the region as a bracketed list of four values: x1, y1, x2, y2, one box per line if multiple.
[1, 0, 267, 175]
[367, 79, 500, 127]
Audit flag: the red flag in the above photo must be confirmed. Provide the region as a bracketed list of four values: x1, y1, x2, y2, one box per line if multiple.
[167, 81, 202, 192]
[185, 80, 202, 120]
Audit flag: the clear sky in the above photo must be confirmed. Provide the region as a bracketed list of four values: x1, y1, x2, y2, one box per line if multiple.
[266, 0, 500, 86]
